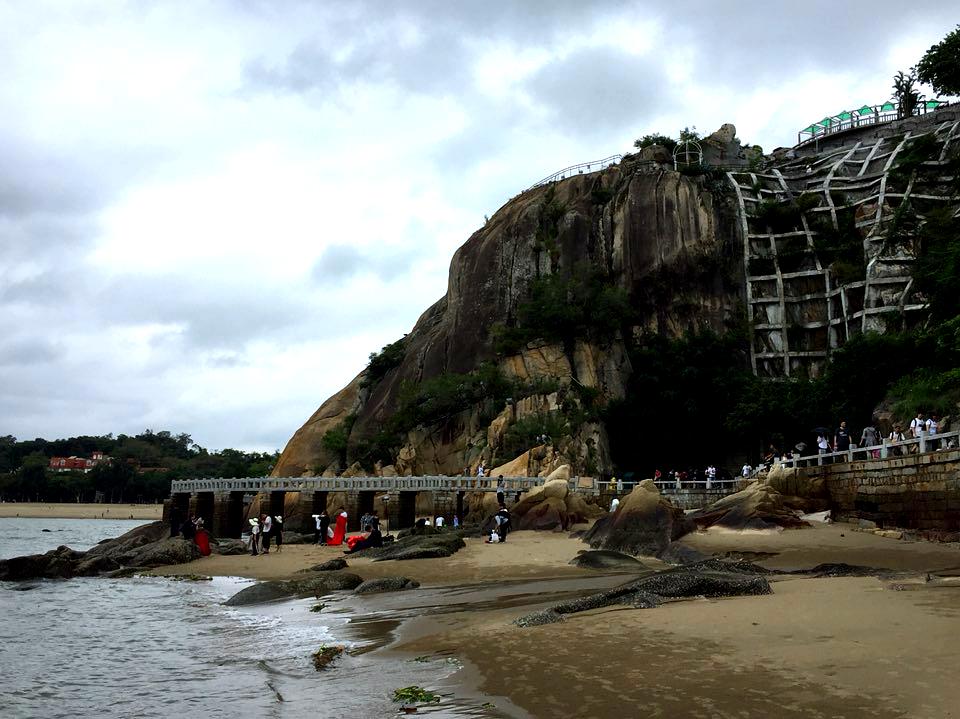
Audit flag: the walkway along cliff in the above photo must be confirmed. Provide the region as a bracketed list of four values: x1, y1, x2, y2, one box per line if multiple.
[273, 108, 960, 494]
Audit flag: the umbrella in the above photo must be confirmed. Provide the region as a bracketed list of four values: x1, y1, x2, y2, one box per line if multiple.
[811, 426, 831, 436]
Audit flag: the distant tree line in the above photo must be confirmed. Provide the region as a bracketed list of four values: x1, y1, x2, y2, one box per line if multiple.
[0, 430, 279, 504]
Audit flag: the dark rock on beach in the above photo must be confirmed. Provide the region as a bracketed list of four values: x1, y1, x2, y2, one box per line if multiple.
[211, 539, 248, 556]
[583, 480, 691, 557]
[305, 558, 349, 572]
[354, 576, 420, 594]
[569, 550, 651, 571]
[687, 482, 810, 530]
[352, 530, 466, 562]
[514, 559, 772, 626]
[223, 571, 364, 606]
[0, 521, 203, 581]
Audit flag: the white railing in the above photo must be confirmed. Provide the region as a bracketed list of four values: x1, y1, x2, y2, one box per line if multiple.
[170, 475, 550, 495]
[783, 429, 959, 468]
[527, 154, 623, 190]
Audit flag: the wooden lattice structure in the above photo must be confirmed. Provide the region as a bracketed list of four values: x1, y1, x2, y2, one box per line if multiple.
[728, 117, 960, 378]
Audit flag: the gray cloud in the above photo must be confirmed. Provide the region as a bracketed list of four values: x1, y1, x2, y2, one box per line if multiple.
[525, 45, 673, 135]
[0, 338, 62, 366]
[312, 240, 433, 283]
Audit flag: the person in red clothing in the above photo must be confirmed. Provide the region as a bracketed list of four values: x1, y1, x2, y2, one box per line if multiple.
[328, 507, 348, 545]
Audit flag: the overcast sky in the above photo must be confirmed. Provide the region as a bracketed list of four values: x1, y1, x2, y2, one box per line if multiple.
[0, 1, 951, 452]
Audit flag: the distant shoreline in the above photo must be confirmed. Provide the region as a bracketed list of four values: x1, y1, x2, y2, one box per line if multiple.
[0, 503, 163, 520]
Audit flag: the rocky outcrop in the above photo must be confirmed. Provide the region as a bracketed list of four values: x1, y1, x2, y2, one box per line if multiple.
[569, 550, 652, 570]
[583, 480, 690, 557]
[354, 577, 420, 594]
[508, 471, 604, 531]
[514, 559, 773, 626]
[353, 530, 466, 561]
[223, 571, 364, 606]
[688, 481, 811, 530]
[271, 373, 364, 477]
[274, 155, 742, 478]
[0, 522, 202, 581]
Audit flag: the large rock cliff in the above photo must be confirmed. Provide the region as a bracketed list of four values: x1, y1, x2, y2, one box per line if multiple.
[274, 109, 960, 478]
[274, 152, 743, 478]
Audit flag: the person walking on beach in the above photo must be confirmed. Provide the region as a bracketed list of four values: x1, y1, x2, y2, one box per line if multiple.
[249, 518, 260, 556]
[495, 505, 511, 542]
[261, 514, 273, 554]
[273, 516, 283, 552]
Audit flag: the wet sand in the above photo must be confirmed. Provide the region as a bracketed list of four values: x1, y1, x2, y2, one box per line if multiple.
[0, 502, 163, 520]
[157, 524, 960, 718]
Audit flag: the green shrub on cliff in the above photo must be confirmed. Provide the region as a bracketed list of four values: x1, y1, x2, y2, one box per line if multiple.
[492, 269, 633, 355]
[362, 336, 406, 388]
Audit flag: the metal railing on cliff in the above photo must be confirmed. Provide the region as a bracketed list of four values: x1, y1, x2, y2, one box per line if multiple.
[796, 98, 952, 146]
[527, 154, 624, 191]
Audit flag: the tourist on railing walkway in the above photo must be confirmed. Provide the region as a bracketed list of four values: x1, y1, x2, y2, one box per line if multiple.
[888, 424, 906, 455]
[910, 412, 926, 439]
[927, 414, 940, 450]
[833, 421, 851, 454]
[860, 422, 881, 459]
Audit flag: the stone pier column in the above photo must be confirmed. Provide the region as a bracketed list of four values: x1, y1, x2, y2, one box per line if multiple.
[211, 492, 232, 538]
[384, 491, 401, 533]
[293, 491, 316, 533]
[343, 491, 361, 531]
[187, 492, 199, 520]
[162, 498, 173, 523]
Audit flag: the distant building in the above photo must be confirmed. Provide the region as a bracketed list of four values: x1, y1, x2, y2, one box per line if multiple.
[48, 451, 111, 473]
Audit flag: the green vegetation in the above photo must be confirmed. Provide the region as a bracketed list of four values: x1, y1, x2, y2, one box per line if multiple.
[913, 208, 960, 320]
[0, 431, 279, 504]
[362, 336, 406, 388]
[604, 316, 960, 474]
[492, 268, 633, 356]
[892, 69, 923, 118]
[499, 413, 569, 461]
[321, 414, 357, 467]
[311, 645, 344, 671]
[811, 208, 865, 285]
[916, 24, 960, 96]
[633, 133, 677, 153]
[533, 186, 566, 264]
[392, 686, 441, 704]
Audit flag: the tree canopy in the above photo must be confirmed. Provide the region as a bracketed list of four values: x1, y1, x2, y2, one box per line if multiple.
[916, 24, 960, 97]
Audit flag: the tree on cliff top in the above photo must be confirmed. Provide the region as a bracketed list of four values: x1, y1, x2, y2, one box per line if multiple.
[916, 24, 960, 96]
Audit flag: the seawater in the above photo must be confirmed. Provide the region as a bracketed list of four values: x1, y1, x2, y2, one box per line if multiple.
[0, 519, 474, 718]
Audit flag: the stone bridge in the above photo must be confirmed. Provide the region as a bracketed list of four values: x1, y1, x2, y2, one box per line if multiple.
[165, 475, 578, 538]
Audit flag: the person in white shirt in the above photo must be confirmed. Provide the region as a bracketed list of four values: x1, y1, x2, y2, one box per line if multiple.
[435, 516, 445, 528]
[741, 464, 752, 478]
[926, 414, 940, 449]
[609, 497, 620, 512]
[910, 412, 926, 438]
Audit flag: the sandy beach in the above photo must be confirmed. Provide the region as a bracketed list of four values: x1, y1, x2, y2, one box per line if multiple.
[154, 524, 960, 718]
[0, 503, 163, 520]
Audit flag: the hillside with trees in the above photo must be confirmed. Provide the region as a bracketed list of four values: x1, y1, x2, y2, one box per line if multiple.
[0, 431, 278, 504]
